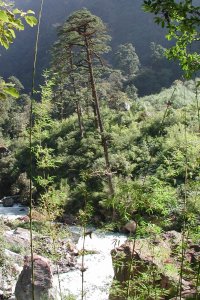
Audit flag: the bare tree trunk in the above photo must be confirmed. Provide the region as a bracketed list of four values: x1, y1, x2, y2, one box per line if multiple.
[84, 36, 114, 196]
[69, 49, 84, 138]
[59, 89, 64, 120]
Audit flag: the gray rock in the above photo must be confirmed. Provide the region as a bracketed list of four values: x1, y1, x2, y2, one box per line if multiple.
[4, 227, 31, 252]
[15, 254, 60, 300]
[163, 230, 182, 246]
[110, 230, 196, 300]
[123, 220, 137, 234]
[3, 197, 14, 207]
[13, 227, 31, 240]
[4, 249, 23, 266]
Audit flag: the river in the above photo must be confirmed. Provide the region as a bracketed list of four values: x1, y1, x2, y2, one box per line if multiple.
[54, 226, 127, 300]
[0, 204, 127, 300]
[1, 204, 197, 300]
[0, 203, 29, 219]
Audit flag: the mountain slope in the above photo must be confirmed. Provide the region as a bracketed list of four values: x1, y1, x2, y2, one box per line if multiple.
[0, 0, 169, 90]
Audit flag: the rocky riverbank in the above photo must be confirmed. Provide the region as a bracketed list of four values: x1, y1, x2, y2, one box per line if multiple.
[0, 218, 80, 300]
[0, 212, 199, 300]
[0, 214, 128, 300]
[110, 231, 200, 300]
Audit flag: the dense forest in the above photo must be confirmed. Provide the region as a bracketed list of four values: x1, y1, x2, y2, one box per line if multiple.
[0, 1, 199, 300]
[0, 0, 183, 95]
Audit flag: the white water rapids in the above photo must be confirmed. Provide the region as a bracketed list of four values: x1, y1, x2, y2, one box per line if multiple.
[0, 204, 127, 300]
[0, 203, 29, 219]
[54, 227, 127, 300]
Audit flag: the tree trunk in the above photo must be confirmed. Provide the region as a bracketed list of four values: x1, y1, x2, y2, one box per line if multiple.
[84, 36, 114, 197]
[69, 49, 84, 138]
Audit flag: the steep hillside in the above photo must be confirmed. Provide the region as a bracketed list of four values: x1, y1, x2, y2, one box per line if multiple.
[0, 0, 173, 90]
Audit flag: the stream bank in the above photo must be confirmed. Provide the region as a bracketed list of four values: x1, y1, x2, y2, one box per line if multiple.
[0, 206, 199, 300]
[0, 210, 127, 300]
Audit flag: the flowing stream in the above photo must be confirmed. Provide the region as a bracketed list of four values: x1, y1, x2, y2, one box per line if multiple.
[54, 226, 127, 300]
[0, 204, 127, 300]
[0, 203, 29, 219]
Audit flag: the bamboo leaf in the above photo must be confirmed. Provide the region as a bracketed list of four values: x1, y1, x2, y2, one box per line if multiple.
[0, 10, 9, 22]
[4, 87, 19, 98]
[25, 16, 37, 27]
[8, 29, 16, 38]
[13, 8, 21, 14]
[27, 10, 35, 14]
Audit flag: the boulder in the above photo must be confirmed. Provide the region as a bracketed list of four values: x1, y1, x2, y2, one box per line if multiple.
[15, 254, 60, 300]
[2, 197, 14, 207]
[186, 243, 200, 265]
[163, 230, 182, 247]
[4, 249, 23, 267]
[0, 239, 24, 299]
[110, 231, 197, 300]
[62, 213, 76, 225]
[13, 227, 32, 239]
[4, 227, 31, 253]
[123, 220, 137, 234]
[33, 235, 78, 274]
[17, 215, 30, 223]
